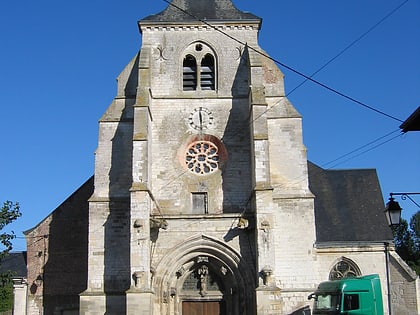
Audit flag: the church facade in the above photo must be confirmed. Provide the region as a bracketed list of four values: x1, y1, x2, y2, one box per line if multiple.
[24, 1, 419, 314]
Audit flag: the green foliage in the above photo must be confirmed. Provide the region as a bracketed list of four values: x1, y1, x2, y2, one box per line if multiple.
[0, 282, 13, 312]
[0, 201, 22, 286]
[0, 201, 21, 258]
[393, 211, 420, 275]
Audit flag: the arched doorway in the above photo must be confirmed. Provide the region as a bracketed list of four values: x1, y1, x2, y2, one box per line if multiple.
[152, 235, 255, 315]
[179, 258, 227, 315]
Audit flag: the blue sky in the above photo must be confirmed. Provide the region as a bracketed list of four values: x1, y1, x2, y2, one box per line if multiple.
[1, 0, 419, 252]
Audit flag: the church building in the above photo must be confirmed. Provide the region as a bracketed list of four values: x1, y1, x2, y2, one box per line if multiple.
[24, 1, 419, 314]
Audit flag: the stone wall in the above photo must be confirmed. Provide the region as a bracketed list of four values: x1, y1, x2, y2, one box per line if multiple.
[390, 252, 419, 315]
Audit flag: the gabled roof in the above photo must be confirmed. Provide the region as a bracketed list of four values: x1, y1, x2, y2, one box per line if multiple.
[308, 162, 393, 244]
[24, 176, 94, 236]
[140, 0, 261, 24]
[0, 252, 27, 278]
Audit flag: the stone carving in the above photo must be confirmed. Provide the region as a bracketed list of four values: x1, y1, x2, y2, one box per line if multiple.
[133, 219, 143, 228]
[197, 265, 209, 297]
[261, 266, 273, 286]
[197, 256, 209, 263]
[133, 271, 146, 289]
[156, 45, 168, 60]
[162, 291, 169, 303]
[236, 46, 244, 59]
[176, 266, 186, 278]
[260, 220, 270, 245]
[134, 219, 146, 243]
[150, 218, 168, 230]
[237, 217, 249, 229]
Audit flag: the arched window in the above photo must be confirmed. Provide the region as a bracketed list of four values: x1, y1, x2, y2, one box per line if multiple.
[200, 54, 215, 90]
[329, 257, 361, 280]
[182, 43, 216, 92]
[183, 55, 197, 91]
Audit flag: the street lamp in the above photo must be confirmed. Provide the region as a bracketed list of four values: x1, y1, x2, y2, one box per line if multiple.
[384, 195, 402, 227]
[384, 192, 420, 227]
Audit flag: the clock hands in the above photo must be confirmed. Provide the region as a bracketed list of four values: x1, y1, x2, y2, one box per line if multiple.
[198, 107, 203, 131]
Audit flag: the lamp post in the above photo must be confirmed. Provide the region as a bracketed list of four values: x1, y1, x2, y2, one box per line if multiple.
[383, 193, 403, 315]
[383, 192, 420, 315]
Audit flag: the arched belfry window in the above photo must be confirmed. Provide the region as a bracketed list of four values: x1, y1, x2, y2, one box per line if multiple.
[182, 43, 216, 91]
[329, 257, 361, 280]
[183, 55, 197, 91]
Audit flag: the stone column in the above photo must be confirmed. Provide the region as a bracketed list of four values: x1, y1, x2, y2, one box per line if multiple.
[12, 278, 28, 315]
[249, 54, 282, 313]
[126, 47, 155, 313]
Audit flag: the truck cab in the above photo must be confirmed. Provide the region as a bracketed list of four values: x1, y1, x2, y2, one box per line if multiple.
[309, 274, 384, 315]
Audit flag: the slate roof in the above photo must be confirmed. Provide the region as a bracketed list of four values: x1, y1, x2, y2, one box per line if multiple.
[140, 0, 261, 23]
[0, 252, 27, 278]
[308, 161, 393, 244]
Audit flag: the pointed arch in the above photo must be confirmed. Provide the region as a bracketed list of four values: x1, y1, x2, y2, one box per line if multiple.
[181, 42, 217, 92]
[329, 256, 362, 280]
[152, 234, 255, 315]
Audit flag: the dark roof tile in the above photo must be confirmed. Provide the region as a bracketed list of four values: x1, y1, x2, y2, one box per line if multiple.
[308, 161, 393, 243]
[140, 0, 260, 23]
[0, 252, 27, 278]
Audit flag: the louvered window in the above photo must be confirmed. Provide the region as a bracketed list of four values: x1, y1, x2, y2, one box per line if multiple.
[183, 55, 197, 91]
[200, 54, 215, 90]
[182, 43, 217, 92]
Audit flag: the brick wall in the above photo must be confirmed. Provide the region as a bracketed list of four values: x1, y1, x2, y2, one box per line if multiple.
[25, 177, 93, 315]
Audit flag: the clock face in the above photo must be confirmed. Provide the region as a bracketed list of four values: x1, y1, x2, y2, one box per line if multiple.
[189, 107, 213, 131]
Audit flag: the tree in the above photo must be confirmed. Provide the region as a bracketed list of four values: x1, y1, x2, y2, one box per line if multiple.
[0, 201, 21, 312]
[393, 211, 420, 275]
[0, 201, 21, 263]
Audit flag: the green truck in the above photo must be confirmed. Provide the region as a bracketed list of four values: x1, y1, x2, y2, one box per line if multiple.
[308, 274, 384, 315]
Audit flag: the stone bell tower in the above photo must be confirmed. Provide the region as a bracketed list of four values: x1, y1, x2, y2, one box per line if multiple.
[80, 0, 316, 314]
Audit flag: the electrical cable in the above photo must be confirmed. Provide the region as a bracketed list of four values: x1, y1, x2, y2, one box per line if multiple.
[285, 0, 410, 98]
[148, 0, 410, 223]
[162, 0, 404, 123]
[14, 2, 412, 253]
[226, 0, 410, 142]
[154, 0, 410, 198]
[280, 129, 405, 189]
[320, 129, 401, 169]
[325, 132, 404, 169]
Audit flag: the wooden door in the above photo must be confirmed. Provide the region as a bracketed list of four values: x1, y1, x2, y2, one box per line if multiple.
[182, 301, 225, 315]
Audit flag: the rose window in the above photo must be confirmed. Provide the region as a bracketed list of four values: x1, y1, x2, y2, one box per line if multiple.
[185, 141, 220, 175]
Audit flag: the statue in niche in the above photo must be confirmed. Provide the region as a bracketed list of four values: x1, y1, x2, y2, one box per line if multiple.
[260, 220, 270, 247]
[197, 265, 209, 297]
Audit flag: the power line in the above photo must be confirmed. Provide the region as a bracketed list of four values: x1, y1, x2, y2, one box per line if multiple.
[277, 129, 405, 190]
[162, 0, 404, 123]
[11, 129, 404, 251]
[320, 129, 401, 169]
[323, 131, 403, 170]
[286, 0, 410, 98]
[147, 0, 410, 215]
